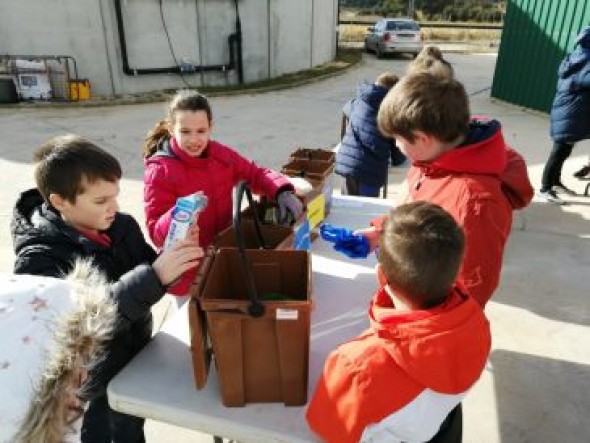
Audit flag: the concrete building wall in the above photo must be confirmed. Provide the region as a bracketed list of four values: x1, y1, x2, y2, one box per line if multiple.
[0, 0, 115, 95]
[239, 0, 271, 82]
[312, 0, 338, 66]
[269, 0, 313, 77]
[0, 0, 338, 98]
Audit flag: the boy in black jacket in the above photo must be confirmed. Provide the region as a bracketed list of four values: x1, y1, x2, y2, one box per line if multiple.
[11, 134, 203, 443]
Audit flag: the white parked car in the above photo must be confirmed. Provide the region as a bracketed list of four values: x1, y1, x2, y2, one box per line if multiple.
[364, 18, 423, 58]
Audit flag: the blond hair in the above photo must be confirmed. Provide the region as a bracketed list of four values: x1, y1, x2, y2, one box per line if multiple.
[416, 45, 444, 61]
[407, 45, 454, 79]
[375, 72, 399, 89]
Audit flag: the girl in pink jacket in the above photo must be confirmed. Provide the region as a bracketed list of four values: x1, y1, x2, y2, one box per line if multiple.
[143, 90, 302, 296]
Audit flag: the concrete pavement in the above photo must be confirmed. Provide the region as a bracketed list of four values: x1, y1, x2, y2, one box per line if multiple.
[0, 52, 588, 443]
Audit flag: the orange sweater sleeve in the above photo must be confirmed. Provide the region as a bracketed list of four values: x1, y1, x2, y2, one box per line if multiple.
[306, 342, 417, 443]
[307, 350, 373, 443]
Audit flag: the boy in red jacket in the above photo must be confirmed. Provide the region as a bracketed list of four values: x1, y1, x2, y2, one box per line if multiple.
[359, 72, 533, 307]
[306, 202, 491, 443]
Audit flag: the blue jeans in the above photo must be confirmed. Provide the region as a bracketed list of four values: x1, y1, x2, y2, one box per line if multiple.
[341, 176, 381, 197]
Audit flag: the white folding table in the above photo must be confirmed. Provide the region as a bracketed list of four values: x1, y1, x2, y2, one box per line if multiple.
[108, 196, 392, 442]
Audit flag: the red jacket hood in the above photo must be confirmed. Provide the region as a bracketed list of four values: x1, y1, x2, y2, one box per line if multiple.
[427, 119, 507, 175]
[419, 118, 533, 210]
[368, 286, 491, 394]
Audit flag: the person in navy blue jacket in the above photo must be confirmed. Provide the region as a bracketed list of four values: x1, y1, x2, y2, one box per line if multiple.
[336, 72, 406, 197]
[539, 26, 590, 204]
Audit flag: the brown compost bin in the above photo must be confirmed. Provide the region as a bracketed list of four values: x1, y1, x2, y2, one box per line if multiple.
[188, 249, 215, 389]
[188, 181, 311, 406]
[198, 248, 311, 407]
[215, 218, 293, 250]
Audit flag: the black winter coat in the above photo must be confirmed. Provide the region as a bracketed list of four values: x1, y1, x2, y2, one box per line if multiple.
[11, 188, 164, 399]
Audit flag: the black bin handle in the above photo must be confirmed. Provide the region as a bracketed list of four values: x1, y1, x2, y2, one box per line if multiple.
[232, 181, 265, 317]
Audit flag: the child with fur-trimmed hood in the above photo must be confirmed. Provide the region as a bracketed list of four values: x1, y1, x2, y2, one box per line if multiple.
[1, 262, 116, 443]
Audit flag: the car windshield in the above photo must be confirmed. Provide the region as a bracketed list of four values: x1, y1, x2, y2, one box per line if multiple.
[387, 21, 419, 31]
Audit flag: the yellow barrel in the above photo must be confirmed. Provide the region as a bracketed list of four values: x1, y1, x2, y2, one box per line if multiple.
[69, 79, 91, 101]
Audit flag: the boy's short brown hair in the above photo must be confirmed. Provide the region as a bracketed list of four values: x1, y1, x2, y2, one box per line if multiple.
[377, 72, 469, 144]
[375, 72, 399, 89]
[34, 134, 122, 204]
[378, 202, 465, 308]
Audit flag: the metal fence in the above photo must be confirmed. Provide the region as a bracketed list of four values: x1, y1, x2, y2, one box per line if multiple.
[0, 55, 81, 102]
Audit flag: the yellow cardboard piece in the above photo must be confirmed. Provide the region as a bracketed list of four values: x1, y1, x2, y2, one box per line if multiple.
[306, 194, 325, 228]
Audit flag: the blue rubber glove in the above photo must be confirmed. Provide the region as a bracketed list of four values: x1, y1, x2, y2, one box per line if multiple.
[320, 224, 370, 259]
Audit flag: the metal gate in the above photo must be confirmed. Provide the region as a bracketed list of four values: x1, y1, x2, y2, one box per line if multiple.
[0, 55, 81, 102]
[491, 0, 590, 113]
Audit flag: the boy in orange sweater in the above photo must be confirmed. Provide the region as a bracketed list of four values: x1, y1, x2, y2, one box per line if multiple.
[306, 202, 491, 443]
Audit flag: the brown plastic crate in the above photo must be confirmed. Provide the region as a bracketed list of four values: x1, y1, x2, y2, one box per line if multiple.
[281, 158, 334, 180]
[197, 248, 311, 407]
[290, 147, 335, 164]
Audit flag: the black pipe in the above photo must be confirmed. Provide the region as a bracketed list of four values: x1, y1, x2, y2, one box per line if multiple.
[113, 0, 238, 77]
[338, 0, 343, 58]
[233, 0, 244, 83]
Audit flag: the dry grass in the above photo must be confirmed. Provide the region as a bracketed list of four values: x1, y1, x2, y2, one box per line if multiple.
[340, 24, 501, 43]
[421, 27, 501, 41]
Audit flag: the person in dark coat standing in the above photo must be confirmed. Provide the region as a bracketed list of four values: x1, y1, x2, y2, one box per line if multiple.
[539, 26, 590, 204]
[11, 134, 203, 443]
[336, 72, 406, 197]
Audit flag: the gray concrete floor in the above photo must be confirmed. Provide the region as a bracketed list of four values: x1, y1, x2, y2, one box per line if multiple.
[1, 52, 589, 442]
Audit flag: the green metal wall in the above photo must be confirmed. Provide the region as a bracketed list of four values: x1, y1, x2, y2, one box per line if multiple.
[491, 0, 590, 113]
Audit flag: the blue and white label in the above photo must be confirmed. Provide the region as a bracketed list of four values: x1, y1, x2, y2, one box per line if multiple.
[164, 193, 208, 250]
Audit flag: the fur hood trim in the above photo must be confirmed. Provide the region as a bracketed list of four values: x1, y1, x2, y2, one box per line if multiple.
[1, 260, 116, 443]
